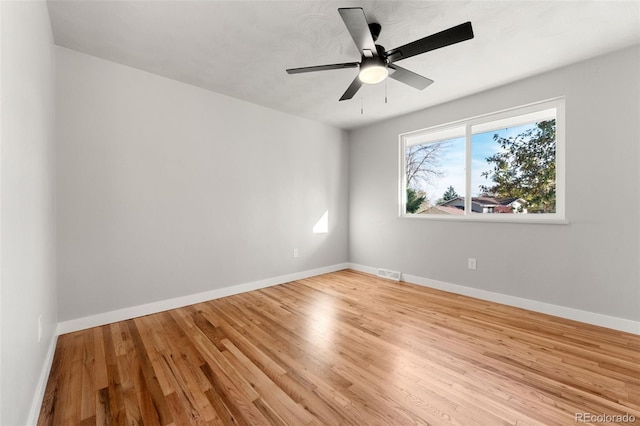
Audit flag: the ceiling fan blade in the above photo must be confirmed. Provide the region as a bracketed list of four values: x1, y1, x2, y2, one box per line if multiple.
[386, 21, 474, 62]
[339, 75, 363, 101]
[388, 64, 434, 90]
[286, 62, 359, 74]
[338, 7, 377, 55]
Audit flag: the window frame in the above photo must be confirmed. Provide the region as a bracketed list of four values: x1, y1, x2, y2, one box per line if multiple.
[399, 97, 566, 224]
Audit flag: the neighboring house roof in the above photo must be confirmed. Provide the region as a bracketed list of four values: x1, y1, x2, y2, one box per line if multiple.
[421, 205, 465, 215]
[440, 196, 464, 206]
[440, 196, 527, 207]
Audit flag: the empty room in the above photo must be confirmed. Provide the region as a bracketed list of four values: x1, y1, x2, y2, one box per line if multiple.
[2, 0, 639, 425]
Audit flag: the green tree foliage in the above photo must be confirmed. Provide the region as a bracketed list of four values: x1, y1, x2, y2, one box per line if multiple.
[480, 120, 556, 213]
[406, 188, 426, 214]
[440, 186, 459, 203]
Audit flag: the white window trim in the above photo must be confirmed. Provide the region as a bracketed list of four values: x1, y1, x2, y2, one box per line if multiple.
[399, 97, 566, 224]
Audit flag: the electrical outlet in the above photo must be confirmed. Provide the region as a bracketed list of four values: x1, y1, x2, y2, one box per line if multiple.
[293, 248, 299, 258]
[467, 258, 477, 270]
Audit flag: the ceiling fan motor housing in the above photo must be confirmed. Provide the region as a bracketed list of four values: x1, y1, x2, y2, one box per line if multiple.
[369, 23, 382, 41]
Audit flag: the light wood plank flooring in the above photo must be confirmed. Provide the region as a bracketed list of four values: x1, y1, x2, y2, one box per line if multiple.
[38, 270, 640, 425]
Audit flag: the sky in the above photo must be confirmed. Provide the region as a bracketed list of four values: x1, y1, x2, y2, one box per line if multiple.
[419, 123, 536, 204]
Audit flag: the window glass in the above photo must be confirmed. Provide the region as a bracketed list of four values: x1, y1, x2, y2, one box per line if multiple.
[400, 99, 564, 222]
[405, 136, 465, 215]
[471, 120, 556, 214]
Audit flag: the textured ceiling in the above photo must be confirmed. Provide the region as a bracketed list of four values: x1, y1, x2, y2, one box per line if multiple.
[47, 1, 640, 129]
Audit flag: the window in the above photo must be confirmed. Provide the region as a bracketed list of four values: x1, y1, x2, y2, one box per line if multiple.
[400, 98, 565, 223]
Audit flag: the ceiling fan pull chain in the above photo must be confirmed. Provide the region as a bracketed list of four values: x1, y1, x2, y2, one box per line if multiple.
[361, 96, 364, 115]
[385, 80, 388, 104]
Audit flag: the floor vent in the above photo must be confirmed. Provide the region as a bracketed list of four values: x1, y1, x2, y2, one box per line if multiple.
[377, 268, 401, 281]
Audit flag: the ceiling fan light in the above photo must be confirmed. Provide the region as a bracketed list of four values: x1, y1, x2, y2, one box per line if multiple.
[359, 64, 388, 84]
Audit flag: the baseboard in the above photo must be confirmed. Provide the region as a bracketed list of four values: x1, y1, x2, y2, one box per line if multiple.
[348, 263, 640, 335]
[348, 263, 379, 276]
[51, 261, 639, 355]
[56, 263, 350, 335]
[26, 333, 58, 426]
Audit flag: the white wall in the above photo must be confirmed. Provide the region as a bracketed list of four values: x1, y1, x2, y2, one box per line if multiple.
[55, 47, 349, 322]
[349, 45, 640, 323]
[0, 1, 57, 425]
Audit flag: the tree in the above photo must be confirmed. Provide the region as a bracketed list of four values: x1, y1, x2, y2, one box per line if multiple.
[439, 186, 459, 204]
[480, 120, 556, 213]
[406, 188, 426, 214]
[405, 142, 447, 191]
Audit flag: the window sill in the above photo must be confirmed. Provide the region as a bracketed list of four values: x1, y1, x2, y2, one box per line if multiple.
[399, 213, 569, 225]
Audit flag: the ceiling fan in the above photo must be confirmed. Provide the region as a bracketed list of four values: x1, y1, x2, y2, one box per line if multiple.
[286, 7, 474, 101]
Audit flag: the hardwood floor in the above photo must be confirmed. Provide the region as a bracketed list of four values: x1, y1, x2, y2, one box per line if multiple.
[38, 270, 640, 425]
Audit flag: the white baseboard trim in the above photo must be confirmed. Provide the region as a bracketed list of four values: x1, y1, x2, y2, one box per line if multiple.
[348, 263, 640, 335]
[27, 333, 58, 426]
[348, 263, 379, 276]
[56, 263, 350, 335]
[51, 261, 639, 351]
